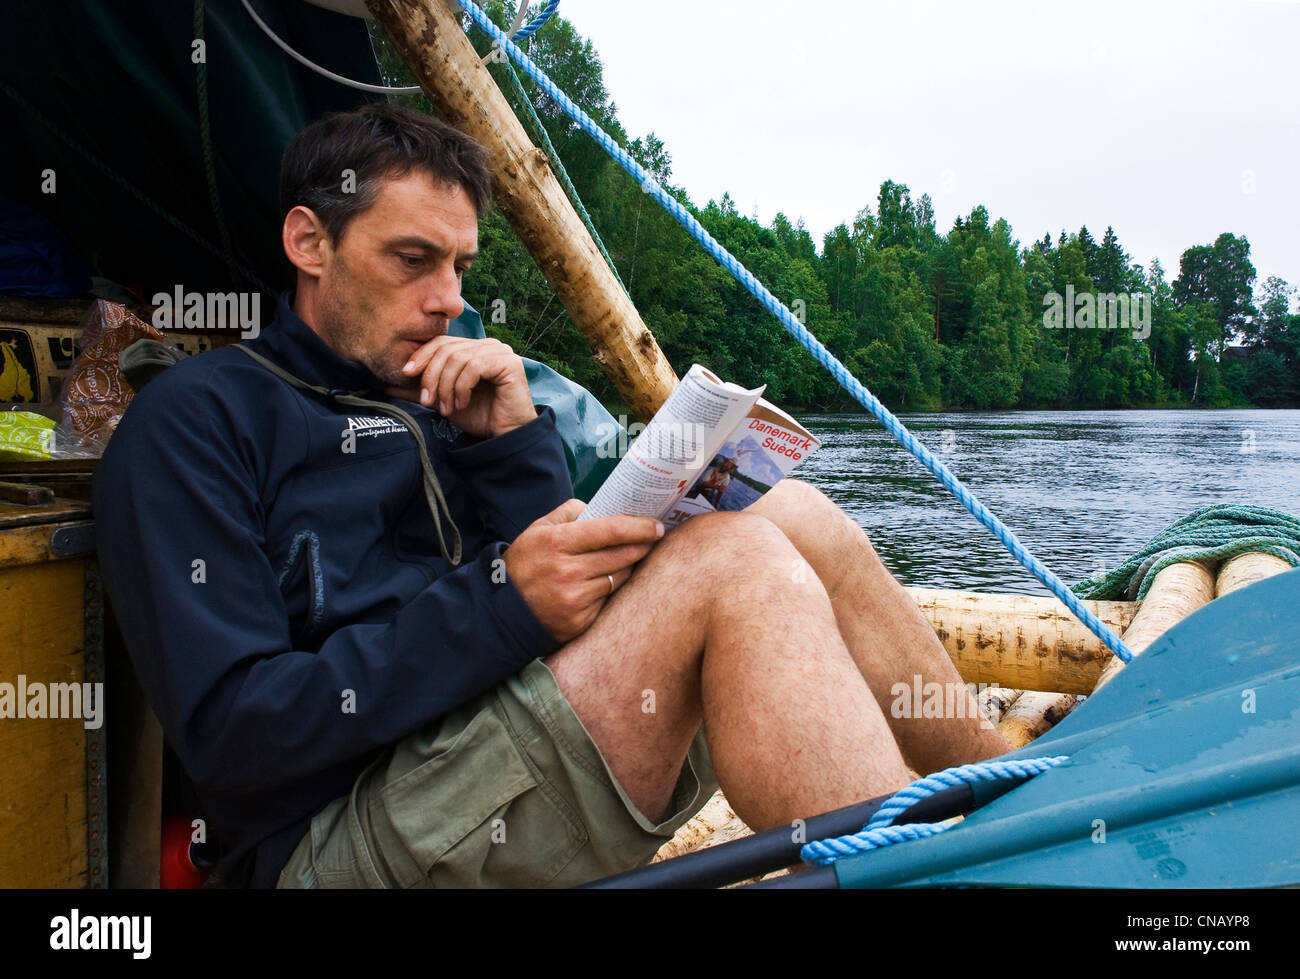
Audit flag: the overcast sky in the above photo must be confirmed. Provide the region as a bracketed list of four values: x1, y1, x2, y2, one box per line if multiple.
[554, 0, 1299, 298]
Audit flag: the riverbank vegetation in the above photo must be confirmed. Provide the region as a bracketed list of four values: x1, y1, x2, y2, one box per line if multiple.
[381, 6, 1300, 412]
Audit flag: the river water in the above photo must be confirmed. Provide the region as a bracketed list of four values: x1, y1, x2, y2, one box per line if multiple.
[792, 409, 1300, 596]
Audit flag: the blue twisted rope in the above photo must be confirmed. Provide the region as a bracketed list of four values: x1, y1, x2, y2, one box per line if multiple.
[802, 822, 952, 863]
[801, 755, 1070, 866]
[512, 0, 560, 42]
[452, 0, 1134, 664]
[865, 755, 1069, 829]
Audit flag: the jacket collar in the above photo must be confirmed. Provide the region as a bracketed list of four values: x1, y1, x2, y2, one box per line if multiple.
[246, 292, 384, 394]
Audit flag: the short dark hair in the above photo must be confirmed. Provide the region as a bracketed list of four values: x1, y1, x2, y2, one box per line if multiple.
[278, 103, 494, 243]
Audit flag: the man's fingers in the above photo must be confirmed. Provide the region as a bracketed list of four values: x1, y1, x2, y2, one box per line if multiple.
[437, 354, 476, 414]
[527, 504, 664, 552]
[401, 337, 511, 412]
[422, 343, 459, 409]
[400, 335, 446, 379]
[508, 502, 658, 642]
[590, 566, 634, 602]
[400, 336, 459, 407]
[450, 359, 477, 413]
[444, 343, 519, 412]
[582, 541, 657, 577]
[551, 514, 665, 553]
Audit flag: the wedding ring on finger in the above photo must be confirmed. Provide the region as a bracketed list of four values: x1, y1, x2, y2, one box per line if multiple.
[607, 573, 615, 596]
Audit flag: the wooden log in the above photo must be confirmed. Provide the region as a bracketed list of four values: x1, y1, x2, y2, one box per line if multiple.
[1215, 552, 1292, 598]
[904, 586, 1138, 696]
[977, 685, 1023, 727]
[652, 789, 752, 864]
[1093, 560, 1217, 690]
[366, 0, 679, 422]
[0, 480, 54, 506]
[996, 691, 1083, 750]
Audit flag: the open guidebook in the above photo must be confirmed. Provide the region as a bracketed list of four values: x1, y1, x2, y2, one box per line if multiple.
[579, 364, 821, 528]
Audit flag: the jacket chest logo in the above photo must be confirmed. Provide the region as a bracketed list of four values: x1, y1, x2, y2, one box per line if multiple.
[345, 415, 405, 439]
[341, 413, 462, 443]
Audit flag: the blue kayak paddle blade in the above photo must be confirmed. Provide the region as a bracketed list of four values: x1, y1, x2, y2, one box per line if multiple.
[834, 565, 1300, 888]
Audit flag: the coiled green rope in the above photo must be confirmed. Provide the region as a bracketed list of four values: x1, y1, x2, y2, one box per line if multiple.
[1072, 505, 1300, 602]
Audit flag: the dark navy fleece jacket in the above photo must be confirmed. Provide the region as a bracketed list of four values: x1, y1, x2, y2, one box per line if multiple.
[92, 294, 573, 887]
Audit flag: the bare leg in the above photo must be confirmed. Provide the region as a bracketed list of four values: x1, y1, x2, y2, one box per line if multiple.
[747, 479, 1012, 773]
[545, 511, 911, 832]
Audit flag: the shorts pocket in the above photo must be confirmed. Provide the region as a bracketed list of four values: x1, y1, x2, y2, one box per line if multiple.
[378, 698, 587, 887]
[307, 796, 366, 887]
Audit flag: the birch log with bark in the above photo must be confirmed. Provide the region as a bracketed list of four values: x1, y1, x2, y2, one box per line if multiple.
[1092, 560, 1217, 691]
[366, 0, 679, 421]
[996, 691, 1083, 749]
[1215, 552, 1292, 598]
[904, 587, 1137, 695]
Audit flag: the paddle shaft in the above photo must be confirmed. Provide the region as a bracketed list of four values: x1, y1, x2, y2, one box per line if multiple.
[580, 784, 975, 889]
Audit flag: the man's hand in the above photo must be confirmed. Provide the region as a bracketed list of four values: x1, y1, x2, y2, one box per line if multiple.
[503, 499, 666, 643]
[387, 336, 536, 439]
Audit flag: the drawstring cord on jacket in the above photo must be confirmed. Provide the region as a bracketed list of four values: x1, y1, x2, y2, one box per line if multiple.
[235, 344, 463, 567]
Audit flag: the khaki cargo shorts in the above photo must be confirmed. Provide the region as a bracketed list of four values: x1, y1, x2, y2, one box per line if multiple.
[277, 658, 717, 888]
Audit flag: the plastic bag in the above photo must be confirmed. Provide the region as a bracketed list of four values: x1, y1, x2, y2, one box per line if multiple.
[0, 408, 56, 460]
[53, 300, 165, 457]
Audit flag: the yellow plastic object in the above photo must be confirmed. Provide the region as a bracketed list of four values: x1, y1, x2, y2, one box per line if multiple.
[0, 409, 55, 460]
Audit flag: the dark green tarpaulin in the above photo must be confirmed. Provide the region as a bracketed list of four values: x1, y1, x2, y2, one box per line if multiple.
[0, 0, 617, 497]
[1, 0, 381, 300]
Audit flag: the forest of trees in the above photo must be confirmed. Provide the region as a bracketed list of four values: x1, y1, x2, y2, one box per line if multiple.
[379, 6, 1299, 413]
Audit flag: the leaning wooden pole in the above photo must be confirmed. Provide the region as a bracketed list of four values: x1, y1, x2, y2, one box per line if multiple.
[366, 0, 679, 422]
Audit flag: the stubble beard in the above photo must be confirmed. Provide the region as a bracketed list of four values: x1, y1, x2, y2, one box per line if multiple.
[315, 255, 406, 388]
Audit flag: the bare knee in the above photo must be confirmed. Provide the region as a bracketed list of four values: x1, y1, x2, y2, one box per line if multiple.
[658, 509, 798, 566]
[756, 479, 853, 531]
[760, 477, 825, 511]
[652, 513, 843, 633]
[752, 479, 875, 566]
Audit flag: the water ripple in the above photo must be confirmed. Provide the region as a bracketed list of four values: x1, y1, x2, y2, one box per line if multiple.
[791, 409, 1300, 596]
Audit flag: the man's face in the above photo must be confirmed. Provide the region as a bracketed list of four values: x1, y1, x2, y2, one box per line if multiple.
[309, 170, 479, 387]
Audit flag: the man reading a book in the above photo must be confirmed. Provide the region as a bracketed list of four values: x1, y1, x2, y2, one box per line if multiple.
[95, 103, 1010, 889]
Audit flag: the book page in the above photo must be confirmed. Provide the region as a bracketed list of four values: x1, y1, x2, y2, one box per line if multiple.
[672, 397, 821, 526]
[579, 364, 763, 522]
